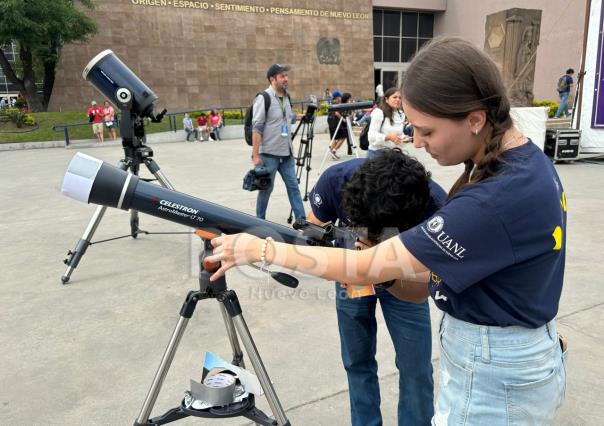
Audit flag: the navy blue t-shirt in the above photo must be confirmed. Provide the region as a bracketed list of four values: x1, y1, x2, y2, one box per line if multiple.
[400, 141, 567, 327]
[560, 75, 573, 93]
[309, 158, 447, 248]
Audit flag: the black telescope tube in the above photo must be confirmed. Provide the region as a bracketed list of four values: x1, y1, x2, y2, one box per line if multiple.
[327, 100, 374, 113]
[61, 153, 311, 245]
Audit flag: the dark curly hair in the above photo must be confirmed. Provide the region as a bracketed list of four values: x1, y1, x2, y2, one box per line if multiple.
[341, 149, 431, 242]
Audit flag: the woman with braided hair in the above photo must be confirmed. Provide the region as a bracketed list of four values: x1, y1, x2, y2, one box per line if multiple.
[208, 37, 567, 425]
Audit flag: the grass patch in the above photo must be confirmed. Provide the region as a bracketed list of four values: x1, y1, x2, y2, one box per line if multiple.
[0, 111, 172, 144]
[0, 111, 243, 144]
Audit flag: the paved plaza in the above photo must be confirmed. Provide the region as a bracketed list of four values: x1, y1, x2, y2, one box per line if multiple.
[1, 134, 603, 425]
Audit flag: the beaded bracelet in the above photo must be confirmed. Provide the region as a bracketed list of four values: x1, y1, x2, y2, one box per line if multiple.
[259, 236, 274, 272]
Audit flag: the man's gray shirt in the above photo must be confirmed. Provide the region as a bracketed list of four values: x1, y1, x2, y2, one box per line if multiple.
[252, 86, 297, 156]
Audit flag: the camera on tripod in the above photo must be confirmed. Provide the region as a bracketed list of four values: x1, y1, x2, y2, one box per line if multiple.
[300, 95, 318, 124]
[242, 166, 272, 191]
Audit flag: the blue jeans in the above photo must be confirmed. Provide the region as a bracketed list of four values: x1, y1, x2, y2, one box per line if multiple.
[212, 126, 221, 140]
[256, 153, 306, 220]
[336, 284, 434, 426]
[367, 149, 381, 159]
[435, 314, 567, 425]
[555, 91, 570, 118]
[185, 128, 197, 141]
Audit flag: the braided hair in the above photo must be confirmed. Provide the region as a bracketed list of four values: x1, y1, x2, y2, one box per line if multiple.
[401, 37, 513, 197]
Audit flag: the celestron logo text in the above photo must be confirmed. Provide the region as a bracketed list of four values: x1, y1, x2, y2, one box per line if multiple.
[159, 199, 199, 214]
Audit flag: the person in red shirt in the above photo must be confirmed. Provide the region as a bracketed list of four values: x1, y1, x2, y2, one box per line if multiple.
[103, 100, 117, 141]
[196, 113, 209, 141]
[87, 101, 104, 143]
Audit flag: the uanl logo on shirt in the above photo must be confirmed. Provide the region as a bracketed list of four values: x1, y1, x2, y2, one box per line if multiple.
[313, 193, 323, 207]
[425, 216, 467, 260]
[427, 216, 444, 233]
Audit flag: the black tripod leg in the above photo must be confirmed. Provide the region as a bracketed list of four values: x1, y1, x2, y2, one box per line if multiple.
[61, 160, 130, 284]
[134, 291, 201, 425]
[130, 210, 140, 238]
[288, 124, 307, 224]
[130, 162, 142, 238]
[144, 158, 175, 190]
[219, 290, 290, 426]
[345, 117, 359, 158]
[219, 303, 246, 368]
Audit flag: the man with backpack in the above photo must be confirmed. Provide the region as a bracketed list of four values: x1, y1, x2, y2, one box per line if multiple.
[555, 68, 574, 118]
[249, 63, 306, 221]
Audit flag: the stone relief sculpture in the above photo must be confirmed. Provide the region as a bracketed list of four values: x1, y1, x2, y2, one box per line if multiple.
[316, 38, 341, 65]
[484, 9, 542, 107]
[511, 22, 540, 106]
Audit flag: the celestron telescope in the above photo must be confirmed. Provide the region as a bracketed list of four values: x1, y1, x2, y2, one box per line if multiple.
[62, 153, 345, 246]
[61, 50, 172, 284]
[318, 100, 374, 174]
[61, 152, 349, 425]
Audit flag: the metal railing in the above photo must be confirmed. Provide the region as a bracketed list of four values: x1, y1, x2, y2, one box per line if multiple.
[52, 121, 100, 146]
[164, 98, 330, 132]
[52, 98, 333, 145]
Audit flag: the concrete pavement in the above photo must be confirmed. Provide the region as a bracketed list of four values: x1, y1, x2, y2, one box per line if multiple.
[0, 134, 602, 425]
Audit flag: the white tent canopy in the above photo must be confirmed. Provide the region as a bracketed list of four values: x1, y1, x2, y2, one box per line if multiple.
[577, 0, 604, 154]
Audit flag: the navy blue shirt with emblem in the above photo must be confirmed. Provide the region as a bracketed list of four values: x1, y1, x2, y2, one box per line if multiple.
[400, 141, 567, 328]
[309, 158, 447, 248]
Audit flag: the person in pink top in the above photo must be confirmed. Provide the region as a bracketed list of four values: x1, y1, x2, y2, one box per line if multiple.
[103, 100, 117, 141]
[87, 100, 104, 143]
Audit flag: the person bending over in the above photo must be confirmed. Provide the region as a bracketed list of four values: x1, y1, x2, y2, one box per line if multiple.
[308, 149, 446, 425]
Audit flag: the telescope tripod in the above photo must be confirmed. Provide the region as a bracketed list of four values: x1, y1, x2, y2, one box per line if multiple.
[61, 106, 173, 284]
[287, 116, 316, 224]
[134, 239, 290, 426]
[317, 115, 359, 175]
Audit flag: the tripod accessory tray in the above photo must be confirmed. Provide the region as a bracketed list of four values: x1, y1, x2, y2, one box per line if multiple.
[189, 368, 240, 408]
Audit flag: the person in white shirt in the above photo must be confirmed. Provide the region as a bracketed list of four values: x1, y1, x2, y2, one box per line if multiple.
[375, 83, 384, 103]
[367, 87, 409, 159]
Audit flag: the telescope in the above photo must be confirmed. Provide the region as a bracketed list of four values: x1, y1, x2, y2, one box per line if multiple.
[83, 49, 163, 120]
[61, 153, 343, 247]
[327, 100, 374, 113]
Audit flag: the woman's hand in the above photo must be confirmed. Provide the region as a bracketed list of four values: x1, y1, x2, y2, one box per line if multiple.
[385, 133, 403, 144]
[206, 233, 263, 280]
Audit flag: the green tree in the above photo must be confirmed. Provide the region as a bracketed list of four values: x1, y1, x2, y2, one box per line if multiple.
[0, 0, 97, 112]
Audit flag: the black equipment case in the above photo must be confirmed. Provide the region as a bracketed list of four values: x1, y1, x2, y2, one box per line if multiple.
[544, 129, 581, 161]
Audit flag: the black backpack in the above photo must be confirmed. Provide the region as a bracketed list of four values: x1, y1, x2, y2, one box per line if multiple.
[359, 117, 385, 150]
[244, 91, 291, 146]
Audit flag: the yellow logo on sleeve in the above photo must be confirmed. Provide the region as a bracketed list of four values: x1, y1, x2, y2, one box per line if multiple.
[552, 226, 563, 251]
[560, 192, 567, 212]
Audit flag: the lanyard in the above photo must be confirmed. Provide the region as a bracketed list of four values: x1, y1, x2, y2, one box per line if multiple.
[276, 95, 287, 120]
